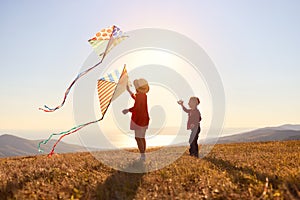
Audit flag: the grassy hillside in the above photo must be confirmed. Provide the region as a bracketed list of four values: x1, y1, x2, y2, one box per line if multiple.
[0, 141, 299, 199]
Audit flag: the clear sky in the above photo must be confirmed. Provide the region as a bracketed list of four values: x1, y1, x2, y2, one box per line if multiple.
[0, 1, 300, 142]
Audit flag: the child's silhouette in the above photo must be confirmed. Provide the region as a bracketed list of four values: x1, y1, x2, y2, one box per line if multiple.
[123, 79, 150, 161]
[178, 97, 202, 157]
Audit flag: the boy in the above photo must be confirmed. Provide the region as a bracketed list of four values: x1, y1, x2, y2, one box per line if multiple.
[178, 97, 202, 157]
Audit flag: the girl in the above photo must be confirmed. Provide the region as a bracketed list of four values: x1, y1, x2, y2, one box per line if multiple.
[122, 79, 150, 161]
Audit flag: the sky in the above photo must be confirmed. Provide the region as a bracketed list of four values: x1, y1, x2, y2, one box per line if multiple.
[0, 0, 300, 144]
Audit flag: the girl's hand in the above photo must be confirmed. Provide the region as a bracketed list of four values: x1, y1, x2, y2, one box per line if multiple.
[122, 109, 129, 115]
[177, 100, 183, 105]
[126, 84, 131, 92]
[126, 84, 133, 95]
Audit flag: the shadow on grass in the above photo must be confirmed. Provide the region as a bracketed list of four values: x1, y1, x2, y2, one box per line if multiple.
[204, 156, 278, 186]
[0, 179, 27, 200]
[95, 160, 146, 200]
[204, 156, 300, 198]
[0, 156, 41, 200]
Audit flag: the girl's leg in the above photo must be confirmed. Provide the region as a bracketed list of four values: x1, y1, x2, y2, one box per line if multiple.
[141, 128, 146, 153]
[142, 138, 146, 152]
[140, 130, 146, 160]
[137, 138, 145, 153]
[135, 137, 142, 153]
[135, 131, 141, 152]
[135, 130, 145, 153]
[135, 130, 146, 161]
[139, 138, 145, 153]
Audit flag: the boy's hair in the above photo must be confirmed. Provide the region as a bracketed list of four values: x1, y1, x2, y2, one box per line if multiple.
[190, 97, 200, 105]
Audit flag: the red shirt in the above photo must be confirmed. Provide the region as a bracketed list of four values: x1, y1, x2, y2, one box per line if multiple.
[129, 93, 150, 129]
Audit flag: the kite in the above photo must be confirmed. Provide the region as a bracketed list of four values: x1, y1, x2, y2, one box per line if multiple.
[38, 65, 129, 156]
[39, 25, 127, 112]
[37, 25, 129, 156]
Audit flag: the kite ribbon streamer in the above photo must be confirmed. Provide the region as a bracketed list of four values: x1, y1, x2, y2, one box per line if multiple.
[38, 59, 103, 112]
[46, 119, 101, 157]
[37, 118, 100, 154]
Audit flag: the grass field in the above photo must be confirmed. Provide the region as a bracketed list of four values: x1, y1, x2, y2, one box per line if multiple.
[0, 140, 299, 199]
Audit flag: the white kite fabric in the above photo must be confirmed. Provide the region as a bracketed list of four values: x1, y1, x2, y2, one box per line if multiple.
[38, 25, 129, 156]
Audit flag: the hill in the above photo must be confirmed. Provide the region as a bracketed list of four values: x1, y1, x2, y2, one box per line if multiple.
[0, 141, 299, 199]
[216, 124, 300, 144]
[277, 124, 300, 131]
[0, 134, 87, 158]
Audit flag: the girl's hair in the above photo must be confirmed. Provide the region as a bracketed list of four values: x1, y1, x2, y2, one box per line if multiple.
[190, 97, 200, 105]
[133, 79, 149, 93]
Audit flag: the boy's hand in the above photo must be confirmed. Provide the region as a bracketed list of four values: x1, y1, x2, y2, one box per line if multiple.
[177, 100, 183, 105]
[190, 124, 195, 129]
[122, 109, 129, 115]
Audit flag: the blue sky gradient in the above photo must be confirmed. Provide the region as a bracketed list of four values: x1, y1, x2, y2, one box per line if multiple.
[0, 1, 299, 139]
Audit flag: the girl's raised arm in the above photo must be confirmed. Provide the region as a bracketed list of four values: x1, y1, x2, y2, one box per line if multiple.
[126, 84, 136, 99]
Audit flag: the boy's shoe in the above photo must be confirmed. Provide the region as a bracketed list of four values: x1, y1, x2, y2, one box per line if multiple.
[190, 154, 198, 158]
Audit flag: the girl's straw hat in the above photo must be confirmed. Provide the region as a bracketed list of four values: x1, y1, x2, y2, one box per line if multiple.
[133, 79, 149, 93]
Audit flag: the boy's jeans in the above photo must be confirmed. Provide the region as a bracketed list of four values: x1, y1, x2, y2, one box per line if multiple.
[189, 125, 201, 157]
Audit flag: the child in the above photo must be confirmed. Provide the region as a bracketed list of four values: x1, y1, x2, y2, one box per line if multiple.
[122, 79, 150, 161]
[178, 97, 202, 157]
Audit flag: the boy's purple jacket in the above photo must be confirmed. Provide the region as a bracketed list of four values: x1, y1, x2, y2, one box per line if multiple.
[183, 107, 201, 130]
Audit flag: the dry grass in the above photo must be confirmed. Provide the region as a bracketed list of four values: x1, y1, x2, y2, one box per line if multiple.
[0, 140, 299, 200]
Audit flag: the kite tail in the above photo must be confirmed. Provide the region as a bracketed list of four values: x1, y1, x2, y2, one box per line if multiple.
[38, 60, 103, 113]
[39, 29, 115, 113]
[47, 125, 85, 157]
[38, 119, 101, 157]
[37, 124, 85, 153]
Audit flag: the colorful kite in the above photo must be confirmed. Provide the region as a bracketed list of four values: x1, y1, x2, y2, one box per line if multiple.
[38, 25, 129, 156]
[39, 25, 127, 112]
[38, 65, 129, 156]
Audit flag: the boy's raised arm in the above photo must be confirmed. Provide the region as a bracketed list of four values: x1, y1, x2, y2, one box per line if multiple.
[181, 105, 190, 113]
[177, 100, 190, 113]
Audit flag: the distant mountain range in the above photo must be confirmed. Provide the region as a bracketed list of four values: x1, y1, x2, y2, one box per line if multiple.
[216, 124, 300, 144]
[1, 124, 300, 158]
[0, 134, 88, 158]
